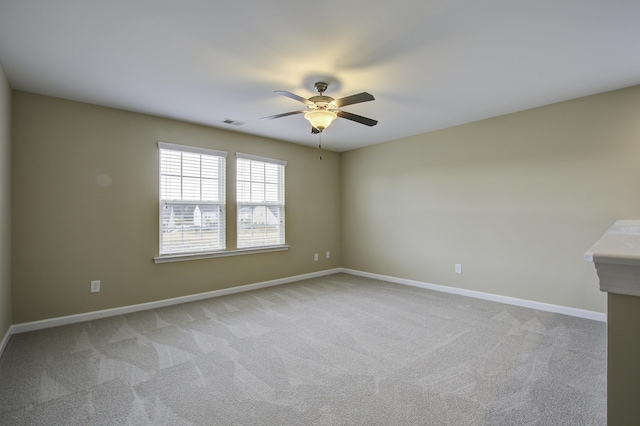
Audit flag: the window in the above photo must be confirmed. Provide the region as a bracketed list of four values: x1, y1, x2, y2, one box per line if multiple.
[236, 153, 286, 248]
[158, 142, 226, 256]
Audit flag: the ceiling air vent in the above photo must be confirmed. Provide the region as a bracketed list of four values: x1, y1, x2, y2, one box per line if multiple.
[221, 118, 245, 126]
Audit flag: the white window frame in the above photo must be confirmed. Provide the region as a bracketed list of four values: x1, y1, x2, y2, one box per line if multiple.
[157, 142, 227, 258]
[236, 152, 286, 249]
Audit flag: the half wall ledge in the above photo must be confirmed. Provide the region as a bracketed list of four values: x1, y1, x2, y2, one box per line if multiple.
[585, 220, 640, 297]
[585, 219, 640, 426]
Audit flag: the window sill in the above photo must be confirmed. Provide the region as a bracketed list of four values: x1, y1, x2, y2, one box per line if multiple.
[153, 245, 290, 264]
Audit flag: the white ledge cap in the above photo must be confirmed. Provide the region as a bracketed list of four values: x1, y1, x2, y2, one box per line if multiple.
[587, 220, 640, 296]
[586, 220, 640, 266]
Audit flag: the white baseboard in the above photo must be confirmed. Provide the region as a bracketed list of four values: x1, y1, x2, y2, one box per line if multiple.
[341, 268, 607, 322]
[0, 324, 13, 355]
[4, 265, 606, 351]
[11, 268, 342, 335]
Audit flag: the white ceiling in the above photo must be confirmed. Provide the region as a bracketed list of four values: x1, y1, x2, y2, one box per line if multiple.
[1, 0, 639, 152]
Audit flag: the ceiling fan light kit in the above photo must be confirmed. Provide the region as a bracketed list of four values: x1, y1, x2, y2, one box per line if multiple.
[304, 109, 337, 132]
[262, 81, 378, 134]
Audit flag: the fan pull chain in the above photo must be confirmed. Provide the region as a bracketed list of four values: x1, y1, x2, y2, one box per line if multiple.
[318, 132, 323, 160]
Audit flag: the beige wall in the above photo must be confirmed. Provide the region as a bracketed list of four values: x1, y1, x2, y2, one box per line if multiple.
[11, 91, 341, 323]
[342, 85, 640, 313]
[0, 62, 11, 338]
[9, 85, 640, 323]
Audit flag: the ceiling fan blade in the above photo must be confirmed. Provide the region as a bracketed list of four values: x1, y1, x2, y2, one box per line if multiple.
[336, 110, 378, 127]
[275, 90, 314, 106]
[261, 110, 305, 120]
[333, 92, 375, 108]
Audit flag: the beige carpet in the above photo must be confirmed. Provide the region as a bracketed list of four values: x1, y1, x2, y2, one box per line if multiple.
[0, 273, 606, 425]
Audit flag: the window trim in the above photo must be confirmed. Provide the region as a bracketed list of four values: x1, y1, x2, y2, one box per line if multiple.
[236, 152, 287, 249]
[157, 142, 227, 257]
[154, 145, 291, 263]
[158, 142, 227, 159]
[236, 152, 287, 167]
[153, 244, 290, 263]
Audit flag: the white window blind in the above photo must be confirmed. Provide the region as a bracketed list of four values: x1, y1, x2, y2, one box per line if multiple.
[236, 153, 286, 248]
[158, 142, 226, 256]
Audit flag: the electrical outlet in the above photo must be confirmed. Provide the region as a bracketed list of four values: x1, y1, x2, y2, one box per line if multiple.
[326, 251, 331, 259]
[455, 264, 462, 274]
[91, 280, 101, 293]
[314, 253, 319, 261]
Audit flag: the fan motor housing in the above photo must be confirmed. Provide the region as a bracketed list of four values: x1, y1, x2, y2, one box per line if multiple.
[308, 95, 335, 108]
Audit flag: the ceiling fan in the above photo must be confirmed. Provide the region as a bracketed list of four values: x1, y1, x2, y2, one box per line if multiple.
[261, 82, 378, 133]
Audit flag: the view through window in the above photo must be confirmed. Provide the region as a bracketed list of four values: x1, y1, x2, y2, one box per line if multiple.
[236, 153, 286, 248]
[158, 142, 227, 255]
